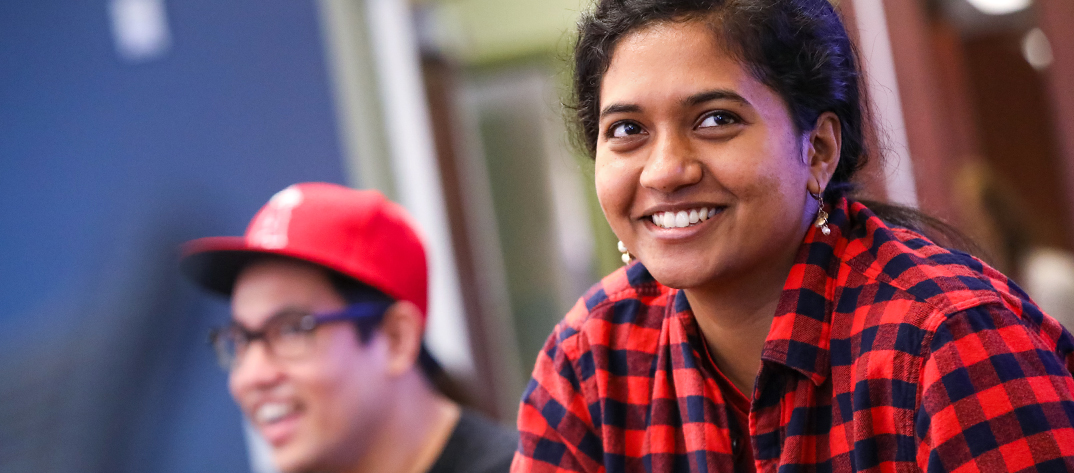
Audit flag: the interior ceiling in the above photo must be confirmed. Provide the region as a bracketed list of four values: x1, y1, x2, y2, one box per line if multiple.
[931, 0, 1037, 37]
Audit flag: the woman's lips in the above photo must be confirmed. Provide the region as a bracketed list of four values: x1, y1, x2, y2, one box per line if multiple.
[648, 206, 723, 229]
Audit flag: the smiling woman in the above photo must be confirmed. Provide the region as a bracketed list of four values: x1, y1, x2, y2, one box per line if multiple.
[595, 20, 834, 317]
[511, 1, 1074, 472]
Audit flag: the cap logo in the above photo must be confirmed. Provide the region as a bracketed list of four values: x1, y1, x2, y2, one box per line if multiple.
[247, 186, 304, 249]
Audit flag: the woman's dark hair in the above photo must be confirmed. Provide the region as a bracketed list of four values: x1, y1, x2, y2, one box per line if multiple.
[573, 0, 867, 200]
[572, 0, 975, 248]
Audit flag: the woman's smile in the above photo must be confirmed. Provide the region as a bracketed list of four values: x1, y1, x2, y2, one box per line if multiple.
[646, 206, 721, 230]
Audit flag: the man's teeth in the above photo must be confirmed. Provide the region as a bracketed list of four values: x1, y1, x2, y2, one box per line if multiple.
[651, 208, 718, 229]
[256, 402, 294, 424]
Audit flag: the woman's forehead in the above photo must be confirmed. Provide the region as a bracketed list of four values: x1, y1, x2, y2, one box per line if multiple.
[600, 21, 756, 109]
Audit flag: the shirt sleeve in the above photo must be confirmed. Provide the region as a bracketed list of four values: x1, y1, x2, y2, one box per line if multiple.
[915, 303, 1074, 472]
[512, 305, 605, 473]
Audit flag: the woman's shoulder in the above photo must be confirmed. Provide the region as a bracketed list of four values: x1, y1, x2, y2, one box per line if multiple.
[831, 200, 1073, 364]
[841, 199, 1019, 315]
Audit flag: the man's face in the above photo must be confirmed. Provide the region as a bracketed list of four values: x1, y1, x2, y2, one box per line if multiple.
[228, 259, 391, 472]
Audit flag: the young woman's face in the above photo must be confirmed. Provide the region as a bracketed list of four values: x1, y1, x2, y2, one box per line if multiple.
[595, 20, 818, 291]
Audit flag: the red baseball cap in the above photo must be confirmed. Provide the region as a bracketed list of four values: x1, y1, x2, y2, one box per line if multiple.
[180, 182, 429, 318]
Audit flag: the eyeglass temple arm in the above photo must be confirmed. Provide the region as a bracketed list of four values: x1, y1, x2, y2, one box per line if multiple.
[314, 301, 395, 323]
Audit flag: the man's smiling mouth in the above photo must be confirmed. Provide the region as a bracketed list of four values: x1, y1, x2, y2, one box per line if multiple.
[256, 401, 298, 424]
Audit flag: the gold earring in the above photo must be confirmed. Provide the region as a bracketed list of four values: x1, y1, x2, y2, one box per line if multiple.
[810, 191, 831, 236]
[617, 240, 634, 264]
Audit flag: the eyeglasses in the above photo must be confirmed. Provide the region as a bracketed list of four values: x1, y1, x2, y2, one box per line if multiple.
[209, 301, 393, 370]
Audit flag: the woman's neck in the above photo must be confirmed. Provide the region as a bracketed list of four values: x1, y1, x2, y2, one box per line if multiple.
[684, 236, 803, 397]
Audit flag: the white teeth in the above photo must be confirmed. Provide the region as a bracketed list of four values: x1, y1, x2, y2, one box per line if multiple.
[651, 207, 718, 229]
[256, 402, 294, 424]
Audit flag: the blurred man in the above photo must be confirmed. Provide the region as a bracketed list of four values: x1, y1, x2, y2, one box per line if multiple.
[180, 182, 516, 473]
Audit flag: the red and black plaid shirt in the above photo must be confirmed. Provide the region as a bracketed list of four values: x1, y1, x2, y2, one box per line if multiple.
[513, 198, 1074, 473]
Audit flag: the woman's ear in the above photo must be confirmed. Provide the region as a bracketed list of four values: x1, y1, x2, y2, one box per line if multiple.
[804, 111, 842, 193]
[379, 300, 424, 376]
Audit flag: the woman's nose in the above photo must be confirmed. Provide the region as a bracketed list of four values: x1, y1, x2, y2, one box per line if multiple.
[638, 131, 703, 193]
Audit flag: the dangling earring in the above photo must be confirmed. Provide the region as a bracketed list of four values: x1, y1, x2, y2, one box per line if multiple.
[810, 191, 831, 236]
[617, 240, 634, 264]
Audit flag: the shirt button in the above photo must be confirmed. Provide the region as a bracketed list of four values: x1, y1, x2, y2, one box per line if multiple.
[731, 437, 740, 453]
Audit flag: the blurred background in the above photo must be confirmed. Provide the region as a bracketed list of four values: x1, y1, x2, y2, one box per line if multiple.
[1, 0, 1072, 471]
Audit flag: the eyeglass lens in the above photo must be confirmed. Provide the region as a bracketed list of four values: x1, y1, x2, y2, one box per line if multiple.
[212, 311, 317, 369]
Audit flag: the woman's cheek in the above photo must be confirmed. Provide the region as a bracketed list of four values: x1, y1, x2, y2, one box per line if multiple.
[595, 162, 634, 220]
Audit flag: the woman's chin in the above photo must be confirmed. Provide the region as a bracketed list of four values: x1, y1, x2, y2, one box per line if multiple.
[641, 261, 715, 291]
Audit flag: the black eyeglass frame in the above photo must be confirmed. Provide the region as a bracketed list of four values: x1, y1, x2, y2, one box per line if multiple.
[208, 301, 395, 370]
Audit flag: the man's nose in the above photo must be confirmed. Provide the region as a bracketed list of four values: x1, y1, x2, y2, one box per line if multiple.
[229, 340, 285, 393]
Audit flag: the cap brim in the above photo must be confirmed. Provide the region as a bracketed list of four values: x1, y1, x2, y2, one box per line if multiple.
[180, 237, 305, 296]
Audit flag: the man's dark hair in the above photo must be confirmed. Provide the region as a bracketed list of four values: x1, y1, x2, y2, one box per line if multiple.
[326, 270, 465, 402]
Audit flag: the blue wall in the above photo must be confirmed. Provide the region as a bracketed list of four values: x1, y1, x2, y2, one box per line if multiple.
[0, 1, 350, 471]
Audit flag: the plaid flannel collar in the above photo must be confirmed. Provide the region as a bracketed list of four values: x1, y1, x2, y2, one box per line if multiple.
[759, 197, 863, 386]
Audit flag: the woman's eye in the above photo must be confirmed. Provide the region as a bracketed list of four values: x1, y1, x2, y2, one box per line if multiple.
[698, 112, 738, 128]
[610, 121, 644, 138]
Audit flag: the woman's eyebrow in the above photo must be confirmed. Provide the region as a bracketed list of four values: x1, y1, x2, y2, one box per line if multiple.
[682, 89, 751, 107]
[600, 90, 751, 120]
[599, 103, 641, 120]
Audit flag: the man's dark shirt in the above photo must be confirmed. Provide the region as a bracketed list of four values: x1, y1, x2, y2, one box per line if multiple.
[427, 409, 518, 473]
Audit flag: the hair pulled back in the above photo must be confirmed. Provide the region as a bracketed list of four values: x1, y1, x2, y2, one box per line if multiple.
[572, 0, 870, 200]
